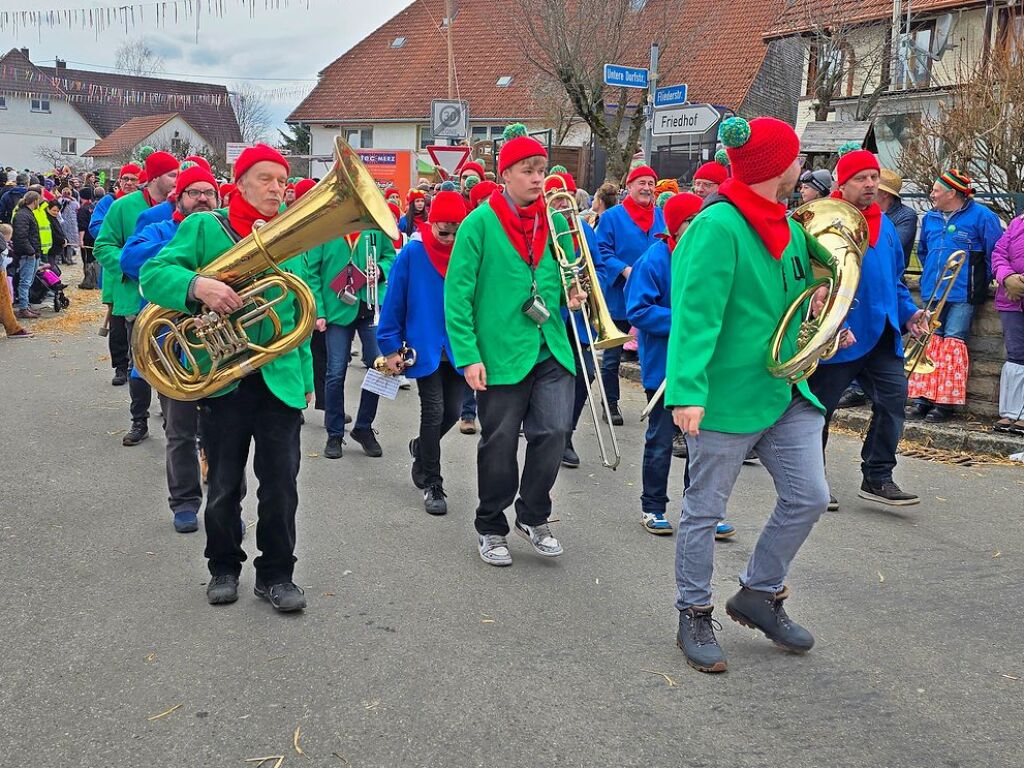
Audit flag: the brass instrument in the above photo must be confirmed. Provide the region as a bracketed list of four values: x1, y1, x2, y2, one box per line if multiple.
[372, 343, 417, 375]
[904, 249, 967, 376]
[133, 136, 400, 401]
[545, 174, 630, 469]
[366, 231, 381, 326]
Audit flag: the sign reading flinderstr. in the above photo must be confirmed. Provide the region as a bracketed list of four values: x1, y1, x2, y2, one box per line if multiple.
[654, 84, 688, 108]
[603, 63, 649, 89]
[652, 104, 721, 136]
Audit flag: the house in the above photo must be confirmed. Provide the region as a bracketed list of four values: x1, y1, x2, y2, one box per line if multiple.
[288, 0, 804, 184]
[765, 0, 1024, 167]
[83, 114, 214, 163]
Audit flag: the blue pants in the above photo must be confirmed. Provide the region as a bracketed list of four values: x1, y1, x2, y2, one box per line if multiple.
[934, 301, 974, 342]
[15, 256, 37, 309]
[461, 382, 477, 421]
[324, 319, 379, 437]
[641, 388, 675, 515]
[599, 319, 632, 405]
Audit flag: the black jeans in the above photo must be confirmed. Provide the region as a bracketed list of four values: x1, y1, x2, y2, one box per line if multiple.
[599, 318, 633, 405]
[415, 361, 465, 486]
[200, 373, 301, 584]
[808, 326, 908, 484]
[126, 318, 152, 422]
[310, 327, 327, 411]
[475, 356, 574, 536]
[569, 329, 597, 435]
[108, 314, 129, 372]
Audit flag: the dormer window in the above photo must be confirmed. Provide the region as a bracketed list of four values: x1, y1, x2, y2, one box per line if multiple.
[390, 36, 406, 48]
[496, 76, 513, 87]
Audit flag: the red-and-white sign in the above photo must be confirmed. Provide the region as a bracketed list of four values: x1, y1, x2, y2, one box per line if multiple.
[426, 145, 471, 178]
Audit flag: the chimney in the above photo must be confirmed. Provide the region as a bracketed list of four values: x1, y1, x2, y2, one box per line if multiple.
[55, 58, 66, 71]
[20, 47, 29, 59]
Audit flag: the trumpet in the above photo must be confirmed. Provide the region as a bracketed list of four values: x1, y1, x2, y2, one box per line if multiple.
[366, 231, 380, 326]
[545, 174, 630, 470]
[904, 249, 967, 376]
[372, 343, 417, 375]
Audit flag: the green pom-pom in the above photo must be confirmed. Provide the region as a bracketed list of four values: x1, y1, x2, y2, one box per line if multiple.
[656, 191, 673, 208]
[714, 149, 730, 167]
[440, 180, 457, 192]
[718, 117, 751, 149]
[837, 141, 862, 157]
[179, 160, 198, 171]
[503, 122, 529, 140]
[137, 145, 155, 161]
[462, 174, 480, 190]
[549, 164, 568, 174]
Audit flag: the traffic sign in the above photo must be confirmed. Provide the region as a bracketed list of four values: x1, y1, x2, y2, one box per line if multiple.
[426, 144, 471, 177]
[431, 99, 470, 140]
[225, 142, 251, 163]
[654, 83, 688, 108]
[603, 63, 649, 89]
[651, 104, 721, 136]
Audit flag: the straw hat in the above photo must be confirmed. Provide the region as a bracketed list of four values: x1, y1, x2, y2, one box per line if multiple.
[879, 169, 903, 198]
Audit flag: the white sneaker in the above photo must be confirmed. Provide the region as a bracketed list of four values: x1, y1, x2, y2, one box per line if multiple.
[397, 374, 412, 391]
[514, 521, 563, 557]
[478, 534, 512, 567]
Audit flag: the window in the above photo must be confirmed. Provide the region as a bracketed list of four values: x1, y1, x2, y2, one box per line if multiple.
[805, 41, 848, 97]
[418, 125, 433, 149]
[896, 22, 935, 89]
[470, 125, 505, 144]
[390, 36, 407, 48]
[496, 75, 513, 88]
[0, 95, 6, 109]
[345, 127, 373, 149]
[61, 137, 77, 155]
[31, 95, 51, 113]
[171, 137, 186, 153]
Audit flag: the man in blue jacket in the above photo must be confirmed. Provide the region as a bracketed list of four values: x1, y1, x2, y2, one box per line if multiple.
[807, 149, 929, 508]
[0, 173, 28, 224]
[907, 169, 1004, 422]
[596, 165, 665, 424]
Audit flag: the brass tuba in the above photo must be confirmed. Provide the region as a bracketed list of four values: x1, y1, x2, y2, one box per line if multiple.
[769, 198, 868, 384]
[133, 136, 399, 401]
[903, 249, 967, 376]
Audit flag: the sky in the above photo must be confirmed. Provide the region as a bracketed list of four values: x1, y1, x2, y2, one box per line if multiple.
[0, 0, 412, 132]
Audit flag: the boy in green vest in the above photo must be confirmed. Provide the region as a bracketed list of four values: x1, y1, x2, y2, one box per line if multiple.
[445, 124, 586, 567]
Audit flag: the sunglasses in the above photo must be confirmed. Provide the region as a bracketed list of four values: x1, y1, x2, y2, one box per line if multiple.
[435, 228, 458, 238]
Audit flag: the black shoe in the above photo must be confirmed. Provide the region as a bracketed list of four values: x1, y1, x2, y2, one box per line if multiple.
[324, 435, 344, 459]
[350, 427, 382, 457]
[828, 493, 839, 511]
[906, 401, 932, 420]
[111, 367, 128, 386]
[254, 581, 306, 612]
[206, 574, 239, 605]
[726, 586, 814, 653]
[603, 402, 624, 426]
[858, 479, 920, 506]
[409, 438, 427, 488]
[345, 412, 352, 424]
[676, 606, 728, 673]
[562, 441, 580, 468]
[924, 406, 954, 424]
[424, 484, 448, 515]
[671, 433, 688, 458]
[122, 419, 149, 446]
[837, 387, 869, 409]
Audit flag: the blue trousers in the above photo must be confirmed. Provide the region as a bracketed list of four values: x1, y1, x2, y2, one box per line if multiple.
[324, 319, 379, 437]
[641, 388, 675, 515]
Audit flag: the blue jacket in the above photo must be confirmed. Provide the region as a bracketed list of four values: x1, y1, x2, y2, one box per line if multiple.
[918, 199, 1003, 304]
[376, 237, 459, 379]
[88, 193, 115, 240]
[132, 200, 174, 235]
[558, 219, 608, 343]
[625, 238, 672, 389]
[595, 202, 665, 320]
[821, 215, 918, 365]
[0, 185, 27, 224]
[121, 218, 179, 285]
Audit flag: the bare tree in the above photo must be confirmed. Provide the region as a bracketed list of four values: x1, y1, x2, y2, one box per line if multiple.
[114, 38, 166, 77]
[231, 83, 274, 144]
[531, 74, 585, 145]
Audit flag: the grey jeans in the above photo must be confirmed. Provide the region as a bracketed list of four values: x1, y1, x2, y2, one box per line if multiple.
[675, 396, 830, 610]
[160, 394, 203, 515]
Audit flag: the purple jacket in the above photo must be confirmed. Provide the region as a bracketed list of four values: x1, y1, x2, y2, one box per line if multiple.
[992, 215, 1024, 312]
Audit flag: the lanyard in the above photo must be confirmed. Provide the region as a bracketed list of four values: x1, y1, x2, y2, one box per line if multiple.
[504, 192, 541, 294]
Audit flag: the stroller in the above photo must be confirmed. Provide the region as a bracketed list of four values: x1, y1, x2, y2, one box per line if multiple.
[29, 265, 71, 314]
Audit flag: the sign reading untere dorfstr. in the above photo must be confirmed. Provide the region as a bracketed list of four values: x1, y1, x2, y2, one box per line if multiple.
[651, 104, 721, 136]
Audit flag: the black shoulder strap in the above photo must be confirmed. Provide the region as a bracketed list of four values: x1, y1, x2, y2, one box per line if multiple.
[210, 211, 242, 244]
[700, 192, 732, 211]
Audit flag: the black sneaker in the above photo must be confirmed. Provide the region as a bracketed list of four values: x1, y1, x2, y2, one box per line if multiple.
[725, 585, 814, 653]
[906, 401, 932, 420]
[254, 581, 306, 612]
[676, 606, 728, 673]
[324, 435, 344, 459]
[206, 574, 239, 605]
[602, 402, 624, 426]
[837, 387, 869, 409]
[828, 493, 839, 511]
[424, 484, 448, 515]
[122, 419, 149, 446]
[924, 406, 954, 424]
[349, 427, 383, 457]
[562, 441, 580, 468]
[111, 367, 128, 386]
[671, 433, 688, 458]
[858, 479, 920, 506]
[409, 438, 427, 488]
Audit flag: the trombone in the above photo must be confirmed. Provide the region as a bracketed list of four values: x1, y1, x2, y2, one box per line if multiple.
[545, 174, 632, 470]
[904, 249, 967, 376]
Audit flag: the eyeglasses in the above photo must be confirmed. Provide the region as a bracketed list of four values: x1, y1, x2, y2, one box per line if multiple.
[183, 188, 218, 199]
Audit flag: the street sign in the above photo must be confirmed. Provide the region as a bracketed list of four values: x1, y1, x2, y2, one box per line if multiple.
[426, 144, 471, 177]
[225, 142, 251, 163]
[651, 104, 721, 136]
[603, 63, 649, 89]
[654, 83, 688, 108]
[431, 99, 470, 140]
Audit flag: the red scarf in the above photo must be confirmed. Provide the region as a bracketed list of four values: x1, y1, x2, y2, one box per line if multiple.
[718, 178, 791, 260]
[344, 232, 361, 253]
[228, 193, 276, 238]
[655, 231, 678, 254]
[172, 209, 185, 224]
[830, 191, 881, 247]
[488, 189, 549, 267]
[422, 227, 454, 278]
[622, 194, 655, 233]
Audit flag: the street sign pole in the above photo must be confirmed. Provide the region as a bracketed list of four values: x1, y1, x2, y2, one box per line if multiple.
[643, 42, 659, 164]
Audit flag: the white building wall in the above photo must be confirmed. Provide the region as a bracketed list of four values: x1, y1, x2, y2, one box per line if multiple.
[0, 94, 99, 169]
[145, 116, 213, 154]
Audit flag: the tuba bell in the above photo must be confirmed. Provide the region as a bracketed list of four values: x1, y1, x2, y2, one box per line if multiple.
[132, 136, 399, 402]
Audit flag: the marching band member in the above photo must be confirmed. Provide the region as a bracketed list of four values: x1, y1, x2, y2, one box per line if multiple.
[93, 151, 179, 447]
[667, 117, 834, 673]
[399, 189, 428, 237]
[596, 165, 665, 424]
[460, 161, 486, 189]
[690, 154, 729, 199]
[140, 144, 312, 612]
[807, 148, 928, 509]
[377, 191, 468, 516]
[445, 124, 584, 567]
[384, 186, 402, 207]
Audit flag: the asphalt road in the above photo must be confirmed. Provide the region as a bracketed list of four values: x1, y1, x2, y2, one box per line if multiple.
[1, 291, 1021, 768]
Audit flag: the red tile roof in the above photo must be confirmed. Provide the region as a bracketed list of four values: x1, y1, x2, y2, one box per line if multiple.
[82, 114, 181, 158]
[766, 0, 986, 39]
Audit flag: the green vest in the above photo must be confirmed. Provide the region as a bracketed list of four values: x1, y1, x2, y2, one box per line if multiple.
[304, 230, 396, 326]
[665, 202, 824, 433]
[93, 190, 152, 316]
[139, 209, 313, 408]
[444, 201, 576, 385]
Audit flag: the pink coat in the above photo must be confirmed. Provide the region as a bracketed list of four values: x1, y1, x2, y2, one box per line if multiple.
[992, 215, 1024, 311]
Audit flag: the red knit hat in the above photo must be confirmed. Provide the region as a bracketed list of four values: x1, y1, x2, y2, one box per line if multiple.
[461, 161, 485, 179]
[407, 188, 426, 204]
[233, 143, 290, 181]
[174, 165, 218, 199]
[119, 163, 142, 178]
[183, 154, 211, 172]
[693, 160, 729, 185]
[835, 148, 880, 186]
[498, 124, 547, 174]
[138, 171, 148, 185]
[719, 117, 800, 185]
[469, 180, 499, 208]
[387, 202, 402, 221]
[627, 165, 657, 184]
[384, 186, 400, 199]
[220, 182, 236, 199]
[145, 150, 179, 180]
[544, 172, 577, 195]
[294, 178, 317, 200]
[663, 193, 704, 235]
[428, 191, 468, 224]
